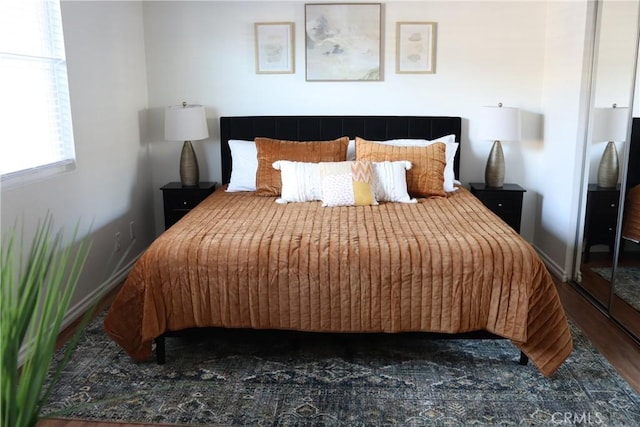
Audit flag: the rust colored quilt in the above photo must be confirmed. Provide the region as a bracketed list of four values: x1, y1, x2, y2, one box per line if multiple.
[104, 187, 572, 377]
[623, 184, 640, 243]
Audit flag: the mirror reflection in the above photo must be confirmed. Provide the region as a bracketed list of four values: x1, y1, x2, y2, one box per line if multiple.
[612, 97, 640, 338]
[576, 0, 640, 340]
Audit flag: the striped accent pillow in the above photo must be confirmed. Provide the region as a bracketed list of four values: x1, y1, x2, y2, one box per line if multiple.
[319, 161, 378, 207]
[355, 137, 446, 197]
[255, 137, 349, 197]
[272, 160, 322, 203]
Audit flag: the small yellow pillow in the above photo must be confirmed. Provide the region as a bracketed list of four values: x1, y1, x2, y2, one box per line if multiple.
[355, 137, 446, 197]
[319, 161, 378, 207]
[255, 137, 349, 196]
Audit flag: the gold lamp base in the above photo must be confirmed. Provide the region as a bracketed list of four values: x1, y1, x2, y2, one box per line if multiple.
[180, 140, 199, 187]
[597, 141, 619, 189]
[485, 140, 505, 188]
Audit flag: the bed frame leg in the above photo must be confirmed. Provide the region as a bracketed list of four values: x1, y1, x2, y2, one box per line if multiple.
[156, 336, 166, 364]
[519, 351, 528, 366]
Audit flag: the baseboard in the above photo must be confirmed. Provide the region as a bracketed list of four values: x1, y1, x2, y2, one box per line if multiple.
[17, 250, 143, 365]
[533, 245, 569, 282]
[60, 252, 142, 330]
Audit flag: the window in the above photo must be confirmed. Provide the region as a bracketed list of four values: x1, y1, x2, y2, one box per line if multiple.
[0, 0, 75, 183]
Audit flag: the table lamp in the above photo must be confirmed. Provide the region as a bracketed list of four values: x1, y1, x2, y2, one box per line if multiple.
[164, 102, 209, 187]
[593, 104, 628, 188]
[479, 103, 521, 188]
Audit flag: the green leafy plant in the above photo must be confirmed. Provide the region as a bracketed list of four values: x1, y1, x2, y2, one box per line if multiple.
[1, 215, 92, 427]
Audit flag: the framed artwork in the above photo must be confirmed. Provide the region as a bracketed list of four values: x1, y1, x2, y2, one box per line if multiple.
[255, 22, 295, 74]
[396, 22, 437, 74]
[305, 3, 382, 81]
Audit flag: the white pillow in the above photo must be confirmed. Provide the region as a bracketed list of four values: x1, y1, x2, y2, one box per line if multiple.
[372, 161, 417, 204]
[372, 135, 459, 192]
[273, 160, 415, 205]
[272, 160, 322, 204]
[383, 134, 456, 145]
[443, 142, 459, 192]
[226, 140, 258, 192]
[347, 139, 356, 161]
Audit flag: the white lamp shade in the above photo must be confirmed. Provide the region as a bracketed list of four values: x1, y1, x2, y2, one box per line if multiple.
[164, 104, 209, 141]
[479, 105, 521, 142]
[592, 106, 629, 142]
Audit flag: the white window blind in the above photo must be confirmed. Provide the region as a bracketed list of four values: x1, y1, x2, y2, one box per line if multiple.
[0, 0, 75, 182]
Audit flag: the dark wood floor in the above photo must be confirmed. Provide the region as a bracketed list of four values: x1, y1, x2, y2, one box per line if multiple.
[556, 279, 640, 393]
[38, 275, 640, 427]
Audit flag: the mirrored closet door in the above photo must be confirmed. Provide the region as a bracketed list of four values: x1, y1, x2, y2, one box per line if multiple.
[611, 82, 640, 339]
[574, 0, 640, 341]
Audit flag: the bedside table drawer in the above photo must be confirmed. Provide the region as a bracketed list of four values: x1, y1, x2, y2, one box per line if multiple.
[589, 220, 617, 234]
[163, 191, 211, 210]
[160, 182, 217, 229]
[590, 199, 618, 215]
[469, 183, 526, 233]
[475, 195, 522, 213]
[583, 184, 620, 262]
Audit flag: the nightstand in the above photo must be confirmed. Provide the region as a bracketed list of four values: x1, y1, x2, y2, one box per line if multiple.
[469, 183, 526, 233]
[583, 184, 620, 262]
[160, 182, 217, 229]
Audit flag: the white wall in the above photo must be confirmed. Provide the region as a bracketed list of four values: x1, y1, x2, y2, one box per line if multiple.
[143, 1, 549, 232]
[142, 1, 589, 277]
[0, 1, 154, 322]
[536, 0, 594, 278]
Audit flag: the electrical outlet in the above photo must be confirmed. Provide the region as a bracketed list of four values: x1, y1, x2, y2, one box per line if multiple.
[129, 221, 135, 240]
[115, 232, 121, 252]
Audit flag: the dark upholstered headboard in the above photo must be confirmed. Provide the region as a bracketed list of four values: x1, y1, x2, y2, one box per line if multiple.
[627, 117, 640, 189]
[219, 115, 462, 184]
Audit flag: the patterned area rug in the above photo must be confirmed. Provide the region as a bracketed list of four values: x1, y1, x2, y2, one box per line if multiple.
[592, 266, 640, 312]
[41, 312, 640, 426]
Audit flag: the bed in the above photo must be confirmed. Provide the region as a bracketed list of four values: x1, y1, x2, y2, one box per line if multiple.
[623, 119, 640, 243]
[104, 115, 573, 377]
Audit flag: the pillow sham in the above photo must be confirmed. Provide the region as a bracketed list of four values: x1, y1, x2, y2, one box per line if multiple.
[255, 137, 349, 197]
[226, 139, 258, 192]
[372, 135, 458, 192]
[272, 160, 322, 204]
[355, 137, 447, 198]
[347, 134, 455, 162]
[319, 161, 378, 207]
